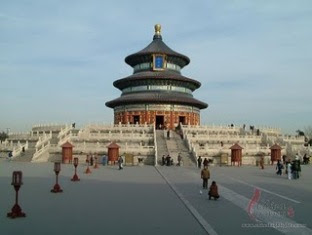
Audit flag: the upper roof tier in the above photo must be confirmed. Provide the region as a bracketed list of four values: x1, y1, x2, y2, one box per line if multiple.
[125, 24, 190, 68]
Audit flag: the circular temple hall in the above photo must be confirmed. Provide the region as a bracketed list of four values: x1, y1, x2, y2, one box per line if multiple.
[106, 24, 208, 129]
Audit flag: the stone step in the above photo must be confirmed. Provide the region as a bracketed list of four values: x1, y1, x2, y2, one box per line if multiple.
[11, 148, 36, 162]
[163, 130, 196, 167]
[155, 130, 169, 164]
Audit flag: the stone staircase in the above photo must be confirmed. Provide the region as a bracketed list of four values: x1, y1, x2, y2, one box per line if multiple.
[166, 131, 196, 167]
[155, 129, 196, 167]
[156, 130, 169, 165]
[11, 141, 37, 162]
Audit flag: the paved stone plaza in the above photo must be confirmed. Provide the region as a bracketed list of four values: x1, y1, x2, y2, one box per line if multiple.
[0, 159, 311, 235]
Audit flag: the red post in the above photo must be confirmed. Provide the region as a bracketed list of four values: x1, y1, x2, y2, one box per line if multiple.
[7, 171, 26, 218]
[51, 162, 63, 193]
[71, 157, 80, 181]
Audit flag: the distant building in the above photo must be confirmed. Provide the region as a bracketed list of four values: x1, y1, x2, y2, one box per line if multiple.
[106, 24, 208, 129]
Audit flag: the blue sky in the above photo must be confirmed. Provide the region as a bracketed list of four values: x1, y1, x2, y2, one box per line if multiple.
[0, 0, 311, 134]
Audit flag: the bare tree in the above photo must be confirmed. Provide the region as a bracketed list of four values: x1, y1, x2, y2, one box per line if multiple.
[296, 129, 305, 136]
[0, 131, 8, 143]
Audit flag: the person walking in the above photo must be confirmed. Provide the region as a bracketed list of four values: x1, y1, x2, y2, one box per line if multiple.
[259, 156, 264, 170]
[118, 156, 124, 170]
[293, 156, 301, 179]
[287, 162, 292, 180]
[276, 160, 283, 176]
[201, 166, 210, 189]
[303, 154, 309, 165]
[177, 153, 182, 166]
[208, 181, 220, 200]
[197, 156, 202, 168]
[203, 158, 209, 168]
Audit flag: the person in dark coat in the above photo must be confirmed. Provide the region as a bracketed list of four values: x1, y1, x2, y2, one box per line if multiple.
[276, 160, 283, 176]
[303, 154, 309, 165]
[118, 156, 123, 170]
[166, 155, 171, 166]
[208, 181, 220, 200]
[197, 156, 202, 168]
[259, 156, 264, 170]
[177, 154, 182, 166]
[203, 158, 209, 167]
[162, 155, 166, 166]
[292, 157, 301, 179]
[8, 151, 13, 159]
[90, 155, 94, 166]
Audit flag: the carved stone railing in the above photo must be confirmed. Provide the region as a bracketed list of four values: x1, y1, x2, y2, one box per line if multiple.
[71, 141, 154, 155]
[36, 132, 52, 148]
[186, 133, 262, 144]
[86, 123, 153, 132]
[8, 132, 32, 140]
[153, 124, 157, 166]
[283, 135, 305, 144]
[0, 140, 12, 150]
[31, 133, 53, 162]
[12, 141, 29, 158]
[32, 141, 51, 162]
[58, 124, 74, 142]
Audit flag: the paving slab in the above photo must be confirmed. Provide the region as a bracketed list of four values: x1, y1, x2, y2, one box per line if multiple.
[157, 164, 312, 235]
[0, 160, 206, 235]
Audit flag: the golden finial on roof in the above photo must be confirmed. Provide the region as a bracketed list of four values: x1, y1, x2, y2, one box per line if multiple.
[155, 24, 161, 35]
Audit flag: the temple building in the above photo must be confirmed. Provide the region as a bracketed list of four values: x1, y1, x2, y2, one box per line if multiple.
[1, 26, 307, 165]
[106, 24, 208, 129]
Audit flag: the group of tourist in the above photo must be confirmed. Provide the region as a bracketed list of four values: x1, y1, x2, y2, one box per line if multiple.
[197, 156, 212, 169]
[269, 153, 306, 180]
[161, 153, 183, 166]
[278, 154, 302, 180]
[86, 154, 95, 166]
[258, 153, 308, 180]
[162, 154, 173, 166]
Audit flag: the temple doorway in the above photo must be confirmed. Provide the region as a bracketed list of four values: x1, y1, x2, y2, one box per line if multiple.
[133, 115, 140, 124]
[179, 116, 186, 125]
[155, 115, 164, 129]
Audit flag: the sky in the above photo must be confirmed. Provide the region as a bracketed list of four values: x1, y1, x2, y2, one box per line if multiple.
[0, 0, 311, 134]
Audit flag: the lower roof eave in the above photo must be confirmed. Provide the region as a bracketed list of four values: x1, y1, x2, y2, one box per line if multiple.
[105, 100, 208, 110]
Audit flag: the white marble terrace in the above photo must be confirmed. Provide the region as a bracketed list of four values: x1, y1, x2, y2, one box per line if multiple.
[0, 122, 308, 166]
[181, 124, 307, 165]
